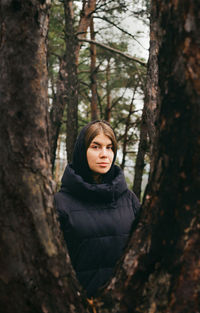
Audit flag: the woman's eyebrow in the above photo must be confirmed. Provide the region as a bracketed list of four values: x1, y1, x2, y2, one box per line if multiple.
[91, 141, 101, 145]
[91, 141, 112, 146]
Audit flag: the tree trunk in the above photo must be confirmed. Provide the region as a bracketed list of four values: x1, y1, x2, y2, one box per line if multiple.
[105, 59, 111, 122]
[132, 107, 148, 201]
[132, 1, 159, 200]
[63, 0, 79, 163]
[94, 1, 200, 311]
[0, 2, 88, 312]
[120, 95, 134, 170]
[90, 16, 99, 121]
[49, 58, 67, 170]
[75, 0, 97, 65]
[54, 135, 61, 186]
[145, 0, 159, 164]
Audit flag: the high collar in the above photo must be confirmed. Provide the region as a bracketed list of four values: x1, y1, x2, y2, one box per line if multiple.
[60, 164, 128, 204]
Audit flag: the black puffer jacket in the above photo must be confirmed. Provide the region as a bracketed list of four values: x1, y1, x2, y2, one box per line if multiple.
[54, 121, 140, 297]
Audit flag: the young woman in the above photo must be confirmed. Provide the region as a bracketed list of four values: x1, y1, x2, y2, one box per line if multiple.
[54, 120, 140, 297]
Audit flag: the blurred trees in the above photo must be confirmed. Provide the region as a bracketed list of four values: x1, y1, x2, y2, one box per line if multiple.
[48, 0, 95, 165]
[48, 0, 149, 198]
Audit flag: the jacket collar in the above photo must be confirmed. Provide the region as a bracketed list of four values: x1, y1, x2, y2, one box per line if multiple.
[60, 164, 127, 203]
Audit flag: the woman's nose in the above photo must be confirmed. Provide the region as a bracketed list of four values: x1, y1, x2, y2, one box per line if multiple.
[99, 147, 107, 157]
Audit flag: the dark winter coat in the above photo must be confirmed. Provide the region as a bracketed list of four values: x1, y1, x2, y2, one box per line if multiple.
[54, 121, 140, 297]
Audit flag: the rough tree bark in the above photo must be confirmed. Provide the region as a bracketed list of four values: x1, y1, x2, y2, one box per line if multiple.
[0, 1, 88, 312]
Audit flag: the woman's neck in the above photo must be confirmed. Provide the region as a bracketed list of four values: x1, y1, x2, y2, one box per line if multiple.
[92, 174, 102, 184]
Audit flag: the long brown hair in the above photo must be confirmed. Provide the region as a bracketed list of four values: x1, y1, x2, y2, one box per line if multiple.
[84, 120, 117, 155]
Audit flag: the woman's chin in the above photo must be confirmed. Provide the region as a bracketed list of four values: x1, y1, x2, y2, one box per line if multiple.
[93, 167, 110, 175]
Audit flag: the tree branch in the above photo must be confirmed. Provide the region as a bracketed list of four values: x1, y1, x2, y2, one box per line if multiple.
[78, 38, 146, 66]
[94, 15, 147, 50]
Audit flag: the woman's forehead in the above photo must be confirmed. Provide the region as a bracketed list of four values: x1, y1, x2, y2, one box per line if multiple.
[91, 133, 112, 144]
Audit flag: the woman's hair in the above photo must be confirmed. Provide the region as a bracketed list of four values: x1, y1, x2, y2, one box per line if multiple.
[84, 120, 117, 154]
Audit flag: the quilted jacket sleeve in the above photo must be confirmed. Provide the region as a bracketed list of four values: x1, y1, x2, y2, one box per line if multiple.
[128, 190, 141, 217]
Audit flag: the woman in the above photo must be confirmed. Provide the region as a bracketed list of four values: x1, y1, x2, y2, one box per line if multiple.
[54, 120, 140, 297]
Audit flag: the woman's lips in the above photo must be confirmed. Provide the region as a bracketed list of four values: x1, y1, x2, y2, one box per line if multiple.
[98, 163, 109, 166]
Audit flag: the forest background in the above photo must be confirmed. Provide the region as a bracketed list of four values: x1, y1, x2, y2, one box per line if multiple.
[48, 0, 150, 201]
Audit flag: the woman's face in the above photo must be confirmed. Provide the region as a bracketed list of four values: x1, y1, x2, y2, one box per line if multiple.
[86, 133, 114, 175]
